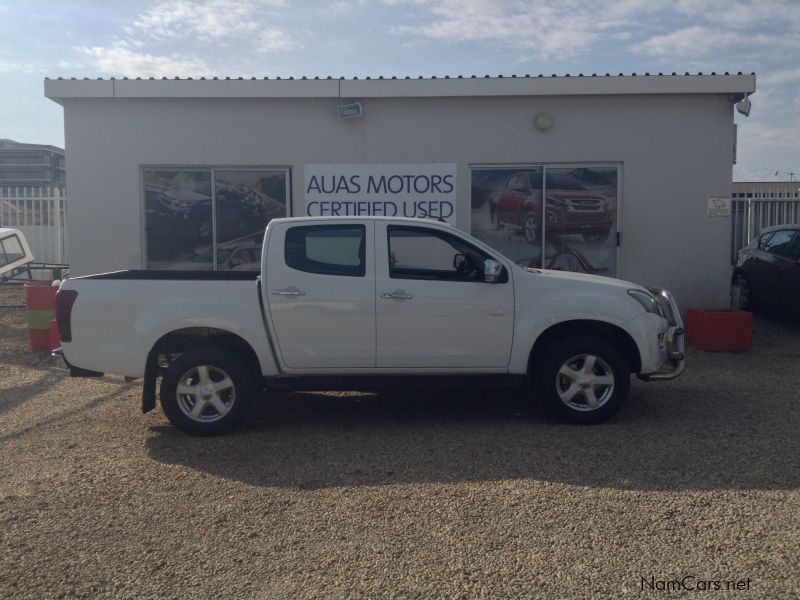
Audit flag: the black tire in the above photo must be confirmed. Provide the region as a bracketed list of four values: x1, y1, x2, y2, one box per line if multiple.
[160, 346, 254, 435]
[582, 229, 611, 244]
[532, 335, 630, 424]
[523, 212, 539, 244]
[733, 274, 758, 313]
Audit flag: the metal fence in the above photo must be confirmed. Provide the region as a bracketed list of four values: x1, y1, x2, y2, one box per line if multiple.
[0, 187, 67, 264]
[731, 198, 800, 264]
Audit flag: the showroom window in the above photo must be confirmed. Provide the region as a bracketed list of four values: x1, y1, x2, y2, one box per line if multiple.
[143, 167, 289, 270]
[470, 165, 619, 277]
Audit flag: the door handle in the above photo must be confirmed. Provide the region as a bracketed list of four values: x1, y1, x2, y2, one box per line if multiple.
[380, 290, 413, 300]
[272, 288, 306, 296]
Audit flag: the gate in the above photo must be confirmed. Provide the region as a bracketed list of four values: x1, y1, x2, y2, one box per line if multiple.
[0, 187, 67, 264]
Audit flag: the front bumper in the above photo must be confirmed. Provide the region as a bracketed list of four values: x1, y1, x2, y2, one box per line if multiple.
[639, 289, 686, 381]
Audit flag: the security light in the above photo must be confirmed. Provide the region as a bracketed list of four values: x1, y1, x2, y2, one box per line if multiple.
[533, 112, 554, 131]
[337, 102, 363, 119]
[736, 94, 751, 117]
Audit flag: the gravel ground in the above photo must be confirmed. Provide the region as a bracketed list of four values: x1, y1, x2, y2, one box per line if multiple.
[1, 283, 799, 599]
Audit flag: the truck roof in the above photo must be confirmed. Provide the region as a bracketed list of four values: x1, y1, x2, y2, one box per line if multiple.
[269, 216, 454, 226]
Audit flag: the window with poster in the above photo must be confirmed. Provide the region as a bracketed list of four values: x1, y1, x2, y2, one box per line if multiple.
[143, 167, 289, 270]
[470, 165, 619, 277]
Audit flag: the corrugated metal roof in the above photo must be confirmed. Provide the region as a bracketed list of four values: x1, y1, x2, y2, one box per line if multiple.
[44, 72, 756, 102]
[45, 72, 754, 81]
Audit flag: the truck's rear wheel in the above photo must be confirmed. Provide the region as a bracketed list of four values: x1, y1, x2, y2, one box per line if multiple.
[532, 335, 630, 424]
[160, 346, 253, 435]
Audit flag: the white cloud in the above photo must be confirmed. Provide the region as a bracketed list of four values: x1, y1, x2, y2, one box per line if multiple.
[760, 68, 800, 85]
[738, 118, 800, 161]
[674, 0, 800, 29]
[327, 0, 369, 12]
[133, 0, 286, 41]
[258, 28, 301, 53]
[81, 43, 209, 78]
[390, 1, 644, 58]
[632, 25, 800, 59]
[0, 60, 44, 73]
[55, 60, 86, 69]
[631, 25, 738, 57]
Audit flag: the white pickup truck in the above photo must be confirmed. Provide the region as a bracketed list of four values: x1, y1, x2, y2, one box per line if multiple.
[54, 217, 684, 435]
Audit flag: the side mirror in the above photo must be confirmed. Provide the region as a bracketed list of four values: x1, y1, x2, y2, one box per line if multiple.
[484, 259, 503, 283]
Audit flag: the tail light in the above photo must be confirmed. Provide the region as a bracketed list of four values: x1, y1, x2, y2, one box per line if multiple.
[55, 289, 78, 342]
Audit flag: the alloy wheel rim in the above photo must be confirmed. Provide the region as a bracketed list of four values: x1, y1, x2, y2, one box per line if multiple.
[176, 364, 236, 423]
[525, 217, 537, 242]
[555, 353, 615, 412]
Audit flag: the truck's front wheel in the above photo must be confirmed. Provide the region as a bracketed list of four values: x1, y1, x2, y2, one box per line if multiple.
[532, 336, 630, 424]
[160, 346, 253, 435]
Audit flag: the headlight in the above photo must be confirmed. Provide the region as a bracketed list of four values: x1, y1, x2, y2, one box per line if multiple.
[628, 289, 665, 318]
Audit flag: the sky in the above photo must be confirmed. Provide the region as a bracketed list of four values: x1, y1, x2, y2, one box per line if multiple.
[0, 0, 797, 181]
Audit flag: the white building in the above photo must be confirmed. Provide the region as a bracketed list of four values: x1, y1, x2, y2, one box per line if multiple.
[45, 73, 755, 310]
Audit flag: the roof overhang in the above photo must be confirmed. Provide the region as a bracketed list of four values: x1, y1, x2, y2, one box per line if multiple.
[45, 74, 756, 105]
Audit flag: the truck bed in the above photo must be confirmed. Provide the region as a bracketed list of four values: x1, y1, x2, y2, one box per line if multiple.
[72, 270, 260, 281]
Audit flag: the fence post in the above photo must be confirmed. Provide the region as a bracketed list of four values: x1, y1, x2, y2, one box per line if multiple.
[54, 187, 63, 264]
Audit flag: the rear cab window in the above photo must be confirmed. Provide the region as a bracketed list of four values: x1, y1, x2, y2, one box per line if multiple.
[285, 224, 366, 277]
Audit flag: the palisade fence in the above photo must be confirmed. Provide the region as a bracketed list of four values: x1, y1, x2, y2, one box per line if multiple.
[0, 187, 67, 264]
[731, 197, 800, 264]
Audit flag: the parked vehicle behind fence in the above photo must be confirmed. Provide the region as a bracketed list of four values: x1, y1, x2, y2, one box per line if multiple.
[733, 224, 800, 315]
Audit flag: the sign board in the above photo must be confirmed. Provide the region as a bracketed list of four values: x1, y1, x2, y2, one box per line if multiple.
[707, 195, 731, 217]
[304, 164, 457, 223]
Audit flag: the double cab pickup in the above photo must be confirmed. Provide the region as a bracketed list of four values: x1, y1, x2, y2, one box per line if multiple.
[54, 217, 684, 435]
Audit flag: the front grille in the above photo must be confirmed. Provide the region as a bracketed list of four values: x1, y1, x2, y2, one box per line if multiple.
[565, 212, 607, 223]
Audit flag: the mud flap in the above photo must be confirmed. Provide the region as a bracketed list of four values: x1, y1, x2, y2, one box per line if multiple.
[141, 352, 158, 414]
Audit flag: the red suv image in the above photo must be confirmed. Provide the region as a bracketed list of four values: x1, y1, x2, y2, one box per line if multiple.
[489, 171, 614, 244]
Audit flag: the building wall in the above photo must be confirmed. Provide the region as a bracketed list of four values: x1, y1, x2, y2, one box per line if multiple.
[62, 92, 736, 309]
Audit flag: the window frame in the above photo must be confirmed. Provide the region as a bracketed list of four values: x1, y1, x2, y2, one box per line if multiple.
[284, 224, 367, 278]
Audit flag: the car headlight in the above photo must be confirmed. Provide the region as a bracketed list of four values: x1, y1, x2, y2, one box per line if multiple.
[628, 289, 665, 318]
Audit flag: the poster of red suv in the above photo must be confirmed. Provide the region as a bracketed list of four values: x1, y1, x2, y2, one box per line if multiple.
[471, 166, 618, 276]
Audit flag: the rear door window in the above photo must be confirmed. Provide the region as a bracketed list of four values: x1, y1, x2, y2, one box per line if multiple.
[285, 225, 366, 277]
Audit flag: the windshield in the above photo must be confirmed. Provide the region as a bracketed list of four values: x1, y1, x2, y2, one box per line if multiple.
[545, 174, 585, 191]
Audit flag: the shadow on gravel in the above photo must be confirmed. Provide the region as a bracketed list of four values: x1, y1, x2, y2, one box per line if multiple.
[0, 370, 66, 418]
[145, 368, 800, 492]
